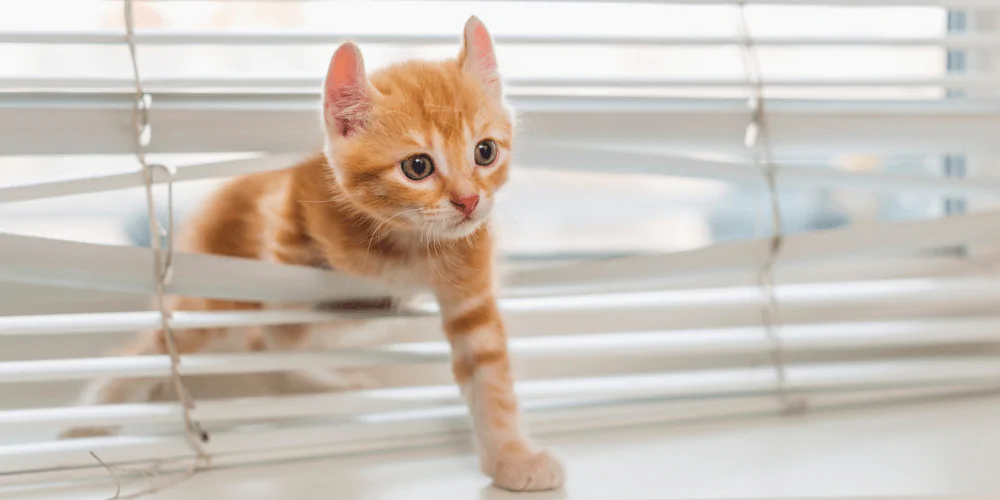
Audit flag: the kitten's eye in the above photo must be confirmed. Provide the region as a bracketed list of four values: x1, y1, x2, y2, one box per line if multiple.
[474, 139, 498, 166]
[400, 154, 435, 181]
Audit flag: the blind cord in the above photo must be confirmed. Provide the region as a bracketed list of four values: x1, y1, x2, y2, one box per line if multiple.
[124, 0, 210, 461]
[736, 1, 808, 416]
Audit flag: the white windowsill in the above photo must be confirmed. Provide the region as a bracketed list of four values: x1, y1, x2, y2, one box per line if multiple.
[5, 393, 1000, 500]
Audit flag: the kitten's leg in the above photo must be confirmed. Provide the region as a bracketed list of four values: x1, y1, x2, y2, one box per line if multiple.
[59, 298, 258, 439]
[437, 286, 565, 491]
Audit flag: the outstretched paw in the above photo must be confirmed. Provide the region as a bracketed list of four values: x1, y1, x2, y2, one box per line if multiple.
[483, 449, 565, 492]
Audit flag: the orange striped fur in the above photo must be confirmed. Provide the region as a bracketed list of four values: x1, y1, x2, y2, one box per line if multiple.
[61, 17, 563, 491]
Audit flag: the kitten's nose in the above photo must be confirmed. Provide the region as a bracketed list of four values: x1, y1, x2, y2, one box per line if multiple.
[450, 193, 480, 216]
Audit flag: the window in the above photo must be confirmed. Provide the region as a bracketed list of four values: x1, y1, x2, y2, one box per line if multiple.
[1, 1, 998, 495]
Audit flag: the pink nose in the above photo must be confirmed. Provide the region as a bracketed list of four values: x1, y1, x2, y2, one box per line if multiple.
[450, 193, 480, 216]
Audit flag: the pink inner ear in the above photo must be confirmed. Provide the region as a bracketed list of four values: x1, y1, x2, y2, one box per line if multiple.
[331, 47, 360, 88]
[472, 24, 496, 71]
[323, 44, 372, 136]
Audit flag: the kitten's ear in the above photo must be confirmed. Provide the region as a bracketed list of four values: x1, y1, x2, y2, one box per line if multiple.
[323, 42, 377, 138]
[459, 16, 502, 100]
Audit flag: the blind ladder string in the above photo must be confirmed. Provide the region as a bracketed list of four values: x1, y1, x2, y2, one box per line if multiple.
[736, 1, 808, 415]
[124, 0, 210, 460]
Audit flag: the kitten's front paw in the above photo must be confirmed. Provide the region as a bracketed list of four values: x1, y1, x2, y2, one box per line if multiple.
[58, 426, 116, 440]
[483, 449, 565, 492]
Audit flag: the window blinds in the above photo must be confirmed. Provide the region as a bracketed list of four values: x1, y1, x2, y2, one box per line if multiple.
[2, 0, 1000, 493]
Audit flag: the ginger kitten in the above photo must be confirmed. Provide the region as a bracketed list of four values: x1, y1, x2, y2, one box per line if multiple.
[60, 17, 565, 491]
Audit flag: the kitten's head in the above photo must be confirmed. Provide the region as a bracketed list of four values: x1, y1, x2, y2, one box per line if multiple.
[321, 16, 512, 240]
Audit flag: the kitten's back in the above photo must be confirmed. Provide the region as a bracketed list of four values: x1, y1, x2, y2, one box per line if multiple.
[180, 166, 306, 264]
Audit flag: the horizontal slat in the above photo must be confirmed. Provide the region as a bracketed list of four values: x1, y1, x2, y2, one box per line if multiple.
[0, 232, 389, 303]
[0, 351, 443, 383]
[480, 316, 1000, 356]
[0, 310, 390, 336]
[502, 277, 1000, 337]
[3, 359, 1000, 476]
[0, 392, 436, 430]
[5, 93, 1000, 155]
[8, 76, 999, 92]
[507, 210, 1000, 290]
[521, 254, 979, 295]
[6, 306, 1000, 354]
[0, 254, 971, 312]
[4, 31, 998, 47]
[518, 143, 1000, 198]
[0, 154, 301, 203]
[0, 209, 995, 302]
[6, 296, 1000, 381]
[3, 147, 995, 207]
[0, 383, 983, 432]
[7, 275, 1000, 348]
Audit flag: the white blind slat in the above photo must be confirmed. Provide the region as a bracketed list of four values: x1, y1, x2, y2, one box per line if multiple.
[6, 31, 991, 47]
[14, 76, 1000, 90]
[8, 353, 1000, 430]
[2, 94, 997, 155]
[0, 154, 300, 204]
[0, 232, 388, 303]
[2, 148, 995, 207]
[1, 208, 997, 303]
[3, 315, 1000, 383]
[6, 277, 1000, 347]
[509, 211, 1000, 289]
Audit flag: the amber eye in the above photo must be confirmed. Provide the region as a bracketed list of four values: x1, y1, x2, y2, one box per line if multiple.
[474, 139, 498, 166]
[400, 154, 435, 180]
